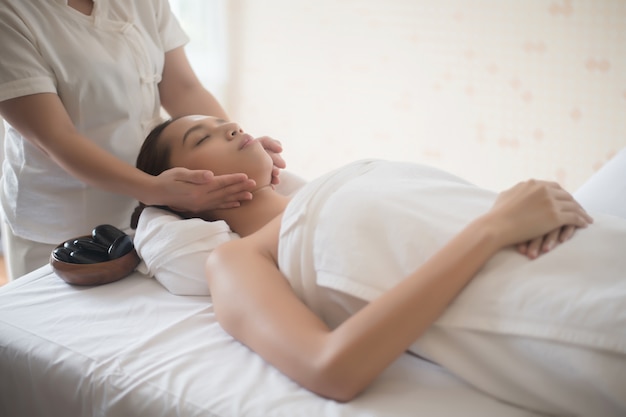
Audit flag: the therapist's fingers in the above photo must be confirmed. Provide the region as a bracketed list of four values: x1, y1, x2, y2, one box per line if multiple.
[257, 136, 286, 186]
[202, 171, 251, 188]
[258, 136, 287, 169]
[271, 166, 282, 185]
[258, 136, 283, 153]
[205, 176, 257, 206]
[158, 168, 257, 212]
[171, 168, 248, 186]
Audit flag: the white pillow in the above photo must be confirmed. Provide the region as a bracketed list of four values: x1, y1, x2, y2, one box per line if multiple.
[134, 207, 238, 296]
[574, 147, 626, 219]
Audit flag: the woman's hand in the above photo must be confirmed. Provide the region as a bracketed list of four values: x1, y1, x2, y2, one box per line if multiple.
[517, 225, 577, 259]
[155, 167, 257, 212]
[487, 180, 593, 251]
[258, 136, 286, 185]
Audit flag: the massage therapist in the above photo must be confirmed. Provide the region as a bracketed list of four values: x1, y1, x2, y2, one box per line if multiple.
[0, 0, 285, 279]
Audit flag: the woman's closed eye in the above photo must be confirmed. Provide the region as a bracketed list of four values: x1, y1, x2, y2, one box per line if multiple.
[195, 135, 211, 146]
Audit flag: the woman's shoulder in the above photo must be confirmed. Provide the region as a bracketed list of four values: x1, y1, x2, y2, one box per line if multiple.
[237, 214, 283, 262]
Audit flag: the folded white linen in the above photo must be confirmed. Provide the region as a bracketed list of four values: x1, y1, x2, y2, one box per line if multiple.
[278, 159, 626, 417]
[134, 207, 238, 296]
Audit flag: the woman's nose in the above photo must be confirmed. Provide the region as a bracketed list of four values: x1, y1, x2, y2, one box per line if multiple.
[224, 123, 243, 140]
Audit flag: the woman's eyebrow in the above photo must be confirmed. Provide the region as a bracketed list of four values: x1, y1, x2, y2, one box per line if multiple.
[182, 125, 205, 144]
[182, 119, 226, 144]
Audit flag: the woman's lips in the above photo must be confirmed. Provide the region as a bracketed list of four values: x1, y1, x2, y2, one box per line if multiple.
[239, 134, 256, 150]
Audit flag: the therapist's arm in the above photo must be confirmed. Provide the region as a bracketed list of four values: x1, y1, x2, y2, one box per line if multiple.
[158, 46, 228, 120]
[0, 93, 254, 210]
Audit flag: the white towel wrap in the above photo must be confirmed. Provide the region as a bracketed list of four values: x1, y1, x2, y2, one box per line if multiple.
[278, 159, 626, 416]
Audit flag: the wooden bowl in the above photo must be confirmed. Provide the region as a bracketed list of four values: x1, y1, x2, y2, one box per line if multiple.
[50, 236, 141, 286]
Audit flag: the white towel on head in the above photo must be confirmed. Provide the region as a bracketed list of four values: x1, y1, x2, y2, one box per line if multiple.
[134, 207, 239, 296]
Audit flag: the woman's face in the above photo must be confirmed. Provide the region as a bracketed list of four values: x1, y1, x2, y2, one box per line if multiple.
[162, 115, 273, 184]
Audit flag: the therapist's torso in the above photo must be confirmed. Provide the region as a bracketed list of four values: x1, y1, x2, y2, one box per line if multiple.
[0, 0, 189, 243]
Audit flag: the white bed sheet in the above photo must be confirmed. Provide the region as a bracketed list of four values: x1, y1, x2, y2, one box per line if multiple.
[0, 265, 542, 417]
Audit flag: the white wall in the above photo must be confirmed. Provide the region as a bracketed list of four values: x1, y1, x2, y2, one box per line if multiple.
[170, 0, 229, 103]
[224, 0, 626, 192]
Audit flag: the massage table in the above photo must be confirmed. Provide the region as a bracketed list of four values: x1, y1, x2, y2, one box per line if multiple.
[1, 148, 625, 416]
[0, 265, 542, 416]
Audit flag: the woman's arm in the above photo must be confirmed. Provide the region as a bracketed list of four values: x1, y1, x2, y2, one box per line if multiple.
[0, 93, 254, 210]
[207, 215, 503, 402]
[207, 180, 592, 402]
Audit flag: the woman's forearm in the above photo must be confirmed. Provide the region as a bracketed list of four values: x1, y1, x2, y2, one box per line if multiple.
[213, 215, 504, 402]
[317, 179, 592, 400]
[315, 215, 502, 401]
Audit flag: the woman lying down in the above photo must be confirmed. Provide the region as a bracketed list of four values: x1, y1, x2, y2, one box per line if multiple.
[134, 115, 626, 417]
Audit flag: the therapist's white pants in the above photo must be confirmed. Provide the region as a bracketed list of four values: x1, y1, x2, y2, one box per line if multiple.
[1, 218, 56, 281]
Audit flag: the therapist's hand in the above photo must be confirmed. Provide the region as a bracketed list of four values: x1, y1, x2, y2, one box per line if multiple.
[156, 167, 257, 212]
[258, 136, 286, 185]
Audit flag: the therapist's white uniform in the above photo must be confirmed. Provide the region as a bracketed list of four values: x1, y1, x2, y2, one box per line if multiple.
[0, 0, 189, 278]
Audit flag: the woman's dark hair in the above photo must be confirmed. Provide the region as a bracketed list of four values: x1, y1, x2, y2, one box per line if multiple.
[130, 117, 180, 229]
[136, 117, 177, 176]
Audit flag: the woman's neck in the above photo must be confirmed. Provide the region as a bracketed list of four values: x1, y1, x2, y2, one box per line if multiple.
[67, 0, 94, 15]
[207, 186, 290, 237]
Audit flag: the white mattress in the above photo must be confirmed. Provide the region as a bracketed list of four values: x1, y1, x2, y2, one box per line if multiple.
[0, 265, 542, 417]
